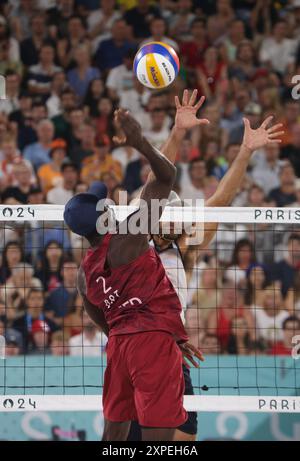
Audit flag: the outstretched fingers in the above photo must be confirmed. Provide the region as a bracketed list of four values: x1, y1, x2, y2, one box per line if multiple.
[195, 95, 206, 111]
[175, 95, 181, 109]
[182, 89, 189, 106]
[267, 123, 283, 134]
[261, 115, 274, 129]
[189, 89, 198, 106]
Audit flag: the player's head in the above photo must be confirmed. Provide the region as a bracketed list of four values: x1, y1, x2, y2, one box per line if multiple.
[64, 181, 108, 240]
[151, 191, 192, 247]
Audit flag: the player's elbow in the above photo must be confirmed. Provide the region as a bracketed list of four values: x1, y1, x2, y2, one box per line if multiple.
[163, 162, 177, 187]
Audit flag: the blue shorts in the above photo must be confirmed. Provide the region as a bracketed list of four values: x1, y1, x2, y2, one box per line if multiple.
[126, 364, 198, 439]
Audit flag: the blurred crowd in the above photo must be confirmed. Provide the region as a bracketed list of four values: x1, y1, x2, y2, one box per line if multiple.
[0, 0, 300, 358]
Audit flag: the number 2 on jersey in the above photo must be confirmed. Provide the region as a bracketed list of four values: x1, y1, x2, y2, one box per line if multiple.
[96, 276, 112, 294]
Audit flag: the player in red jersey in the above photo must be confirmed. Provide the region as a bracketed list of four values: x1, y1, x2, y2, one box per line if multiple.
[64, 109, 203, 441]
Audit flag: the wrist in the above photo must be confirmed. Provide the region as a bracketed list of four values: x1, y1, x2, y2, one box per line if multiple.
[173, 126, 186, 141]
[241, 143, 254, 156]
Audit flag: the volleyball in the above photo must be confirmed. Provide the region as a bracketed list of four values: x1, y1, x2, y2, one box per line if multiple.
[133, 41, 180, 89]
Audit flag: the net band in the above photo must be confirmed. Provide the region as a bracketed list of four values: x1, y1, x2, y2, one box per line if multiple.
[0, 205, 300, 224]
[0, 395, 299, 413]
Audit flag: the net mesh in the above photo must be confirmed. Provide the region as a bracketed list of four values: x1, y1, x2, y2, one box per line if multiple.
[0, 205, 300, 413]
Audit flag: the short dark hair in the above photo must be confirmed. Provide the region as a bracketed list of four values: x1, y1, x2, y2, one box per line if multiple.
[282, 316, 300, 330]
[61, 161, 79, 173]
[27, 288, 43, 298]
[288, 233, 300, 244]
[188, 157, 206, 173]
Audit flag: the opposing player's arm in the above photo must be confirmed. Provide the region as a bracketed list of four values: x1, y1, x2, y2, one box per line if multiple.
[189, 116, 284, 252]
[77, 266, 109, 336]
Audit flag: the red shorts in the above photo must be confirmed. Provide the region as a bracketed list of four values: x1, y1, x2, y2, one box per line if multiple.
[103, 331, 187, 427]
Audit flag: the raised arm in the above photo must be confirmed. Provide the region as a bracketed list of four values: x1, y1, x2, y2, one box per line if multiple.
[113, 108, 176, 204]
[206, 116, 284, 208]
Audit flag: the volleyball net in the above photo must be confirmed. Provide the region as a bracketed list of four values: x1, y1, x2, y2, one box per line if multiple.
[0, 204, 300, 417]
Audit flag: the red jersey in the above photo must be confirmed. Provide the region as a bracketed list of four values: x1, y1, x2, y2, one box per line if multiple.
[81, 234, 188, 343]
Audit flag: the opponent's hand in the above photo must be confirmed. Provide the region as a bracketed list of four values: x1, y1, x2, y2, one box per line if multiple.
[242, 116, 284, 152]
[174, 89, 210, 131]
[113, 108, 143, 148]
[179, 342, 205, 368]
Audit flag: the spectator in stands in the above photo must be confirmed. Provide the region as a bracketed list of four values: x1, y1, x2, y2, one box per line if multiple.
[124, 0, 161, 40]
[81, 137, 122, 185]
[65, 107, 85, 148]
[244, 264, 268, 307]
[95, 19, 134, 73]
[192, 263, 221, 322]
[46, 71, 68, 118]
[250, 143, 283, 195]
[67, 43, 100, 101]
[37, 139, 67, 193]
[280, 123, 300, 177]
[27, 44, 62, 99]
[1, 70, 21, 115]
[23, 119, 55, 169]
[207, 280, 255, 351]
[57, 15, 88, 69]
[20, 12, 48, 67]
[268, 163, 296, 207]
[83, 78, 105, 117]
[0, 241, 24, 284]
[279, 100, 300, 147]
[35, 241, 64, 292]
[169, 0, 195, 41]
[140, 17, 178, 51]
[70, 124, 96, 167]
[3, 263, 42, 323]
[87, 0, 121, 46]
[222, 19, 246, 63]
[179, 158, 207, 201]
[247, 184, 265, 208]
[68, 310, 106, 356]
[252, 284, 290, 347]
[144, 108, 170, 149]
[51, 89, 77, 140]
[12, 287, 56, 352]
[270, 233, 300, 298]
[180, 18, 208, 71]
[5, 328, 23, 356]
[27, 320, 51, 355]
[45, 260, 78, 324]
[259, 20, 297, 75]
[3, 160, 36, 204]
[269, 316, 300, 356]
[47, 161, 79, 205]
[228, 40, 257, 82]
[106, 49, 135, 101]
[225, 239, 257, 285]
[50, 330, 69, 356]
[227, 316, 252, 355]
[0, 134, 33, 188]
[196, 46, 227, 102]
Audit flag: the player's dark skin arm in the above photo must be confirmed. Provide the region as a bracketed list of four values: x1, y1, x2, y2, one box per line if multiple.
[107, 109, 177, 268]
[77, 266, 109, 336]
